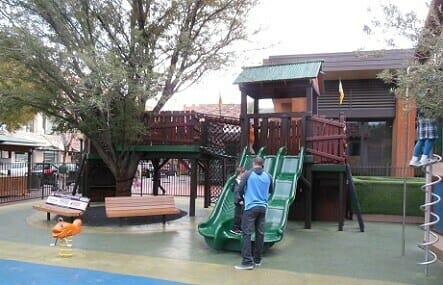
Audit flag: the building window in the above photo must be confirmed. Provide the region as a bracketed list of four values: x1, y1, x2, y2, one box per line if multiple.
[15, 152, 28, 163]
[26, 120, 35, 133]
[346, 120, 393, 167]
[43, 151, 58, 163]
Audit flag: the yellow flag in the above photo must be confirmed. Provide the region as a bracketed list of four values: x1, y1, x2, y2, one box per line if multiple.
[338, 80, 345, 105]
[218, 93, 222, 106]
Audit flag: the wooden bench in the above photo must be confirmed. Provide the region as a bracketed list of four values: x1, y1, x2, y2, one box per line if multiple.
[105, 195, 181, 224]
[33, 194, 90, 221]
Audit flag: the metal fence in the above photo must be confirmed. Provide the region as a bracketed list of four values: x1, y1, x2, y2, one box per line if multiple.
[350, 165, 424, 178]
[0, 162, 78, 204]
[134, 158, 237, 203]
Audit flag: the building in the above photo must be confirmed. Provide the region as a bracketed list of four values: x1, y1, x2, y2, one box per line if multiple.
[0, 114, 80, 164]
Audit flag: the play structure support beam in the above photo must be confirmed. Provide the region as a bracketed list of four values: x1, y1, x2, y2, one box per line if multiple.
[240, 88, 248, 149]
[253, 98, 259, 151]
[303, 164, 313, 229]
[338, 171, 344, 231]
[203, 160, 211, 208]
[190, 159, 198, 216]
[306, 86, 314, 114]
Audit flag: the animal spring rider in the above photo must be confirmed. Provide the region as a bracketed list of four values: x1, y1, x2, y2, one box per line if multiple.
[50, 217, 82, 256]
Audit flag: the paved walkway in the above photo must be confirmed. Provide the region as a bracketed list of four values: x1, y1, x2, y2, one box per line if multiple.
[0, 198, 442, 284]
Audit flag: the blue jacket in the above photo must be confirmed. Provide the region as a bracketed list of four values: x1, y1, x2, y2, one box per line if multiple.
[238, 168, 273, 211]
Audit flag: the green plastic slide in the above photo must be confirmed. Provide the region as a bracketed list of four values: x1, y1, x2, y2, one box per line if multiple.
[198, 146, 305, 252]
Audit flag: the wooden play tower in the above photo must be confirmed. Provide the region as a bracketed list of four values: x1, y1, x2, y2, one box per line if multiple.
[81, 60, 358, 230]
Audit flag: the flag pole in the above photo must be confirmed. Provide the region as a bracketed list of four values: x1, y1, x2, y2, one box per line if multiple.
[218, 92, 222, 117]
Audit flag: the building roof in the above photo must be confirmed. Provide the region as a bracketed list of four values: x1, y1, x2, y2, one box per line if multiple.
[264, 49, 414, 80]
[233, 61, 322, 84]
[0, 134, 41, 147]
[183, 104, 240, 118]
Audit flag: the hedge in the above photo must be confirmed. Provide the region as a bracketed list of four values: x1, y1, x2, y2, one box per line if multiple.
[353, 176, 426, 216]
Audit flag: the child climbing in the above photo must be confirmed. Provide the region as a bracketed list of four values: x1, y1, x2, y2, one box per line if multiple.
[409, 111, 439, 167]
[230, 167, 246, 235]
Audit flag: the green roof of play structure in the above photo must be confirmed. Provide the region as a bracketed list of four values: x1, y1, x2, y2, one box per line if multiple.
[233, 61, 322, 84]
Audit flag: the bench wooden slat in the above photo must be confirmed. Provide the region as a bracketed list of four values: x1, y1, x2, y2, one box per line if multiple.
[33, 203, 83, 217]
[109, 204, 178, 211]
[104, 196, 181, 220]
[106, 208, 180, 218]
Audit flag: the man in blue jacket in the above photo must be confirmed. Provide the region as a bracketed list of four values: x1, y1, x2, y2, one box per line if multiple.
[234, 157, 273, 270]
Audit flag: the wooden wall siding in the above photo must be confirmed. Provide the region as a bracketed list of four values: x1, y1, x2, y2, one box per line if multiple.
[0, 176, 27, 197]
[319, 79, 395, 119]
[305, 116, 346, 164]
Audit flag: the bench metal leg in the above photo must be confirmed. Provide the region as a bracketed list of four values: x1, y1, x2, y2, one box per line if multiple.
[47, 212, 50, 221]
[162, 215, 166, 224]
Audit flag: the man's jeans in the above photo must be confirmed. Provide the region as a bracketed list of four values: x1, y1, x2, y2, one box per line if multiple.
[241, 206, 266, 265]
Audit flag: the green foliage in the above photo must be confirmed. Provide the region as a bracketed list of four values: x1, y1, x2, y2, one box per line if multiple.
[353, 176, 425, 216]
[365, 3, 443, 119]
[0, 0, 257, 193]
[0, 60, 39, 130]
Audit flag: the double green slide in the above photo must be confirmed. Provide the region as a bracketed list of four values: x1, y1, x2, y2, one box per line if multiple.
[198, 146, 305, 251]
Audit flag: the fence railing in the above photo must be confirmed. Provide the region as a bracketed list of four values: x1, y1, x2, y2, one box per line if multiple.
[133, 159, 237, 202]
[350, 165, 424, 177]
[0, 162, 78, 204]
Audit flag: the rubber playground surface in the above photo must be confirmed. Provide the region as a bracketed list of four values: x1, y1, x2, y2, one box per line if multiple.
[1, 197, 443, 285]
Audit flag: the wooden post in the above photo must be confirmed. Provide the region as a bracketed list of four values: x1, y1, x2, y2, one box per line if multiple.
[190, 159, 198, 216]
[281, 116, 290, 149]
[203, 160, 211, 208]
[304, 163, 313, 229]
[253, 98, 259, 150]
[240, 87, 248, 149]
[306, 86, 313, 114]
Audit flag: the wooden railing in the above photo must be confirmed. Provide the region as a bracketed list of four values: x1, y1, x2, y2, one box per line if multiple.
[247, 113, 305, 155]
[142, 111, 241, 156]
[246, 113, 346, 164]
[141, 111, 346, 164]
[305, 115, 346, 164]
[142, 111, 201, 145]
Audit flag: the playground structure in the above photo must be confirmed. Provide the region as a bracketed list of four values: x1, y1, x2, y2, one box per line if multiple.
[78, 60, 363, 231]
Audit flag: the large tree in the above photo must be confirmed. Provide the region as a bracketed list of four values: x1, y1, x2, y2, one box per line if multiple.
[0, 0, 257, 195]
[364, 2, 443, 119]
[0, 60, 39, 130]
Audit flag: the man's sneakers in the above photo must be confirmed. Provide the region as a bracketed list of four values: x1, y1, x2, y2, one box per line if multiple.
[230, 229, 242, 235]
[234, 264, 254, 270]
[234, 261, 262, 270]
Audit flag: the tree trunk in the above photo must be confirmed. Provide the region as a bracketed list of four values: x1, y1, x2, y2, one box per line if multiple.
[115, 178, 133, 196]
[89, 139, 141, 197]
[113, 157, 140, 196]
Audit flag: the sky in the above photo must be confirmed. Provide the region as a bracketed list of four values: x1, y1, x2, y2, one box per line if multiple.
[159, 0, 430, 111]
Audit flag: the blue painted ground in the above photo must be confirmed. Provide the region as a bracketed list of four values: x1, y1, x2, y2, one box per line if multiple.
[0, 258, 187, 285]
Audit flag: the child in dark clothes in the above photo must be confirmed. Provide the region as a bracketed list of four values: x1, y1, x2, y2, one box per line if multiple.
[230, 167, 246, 235]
